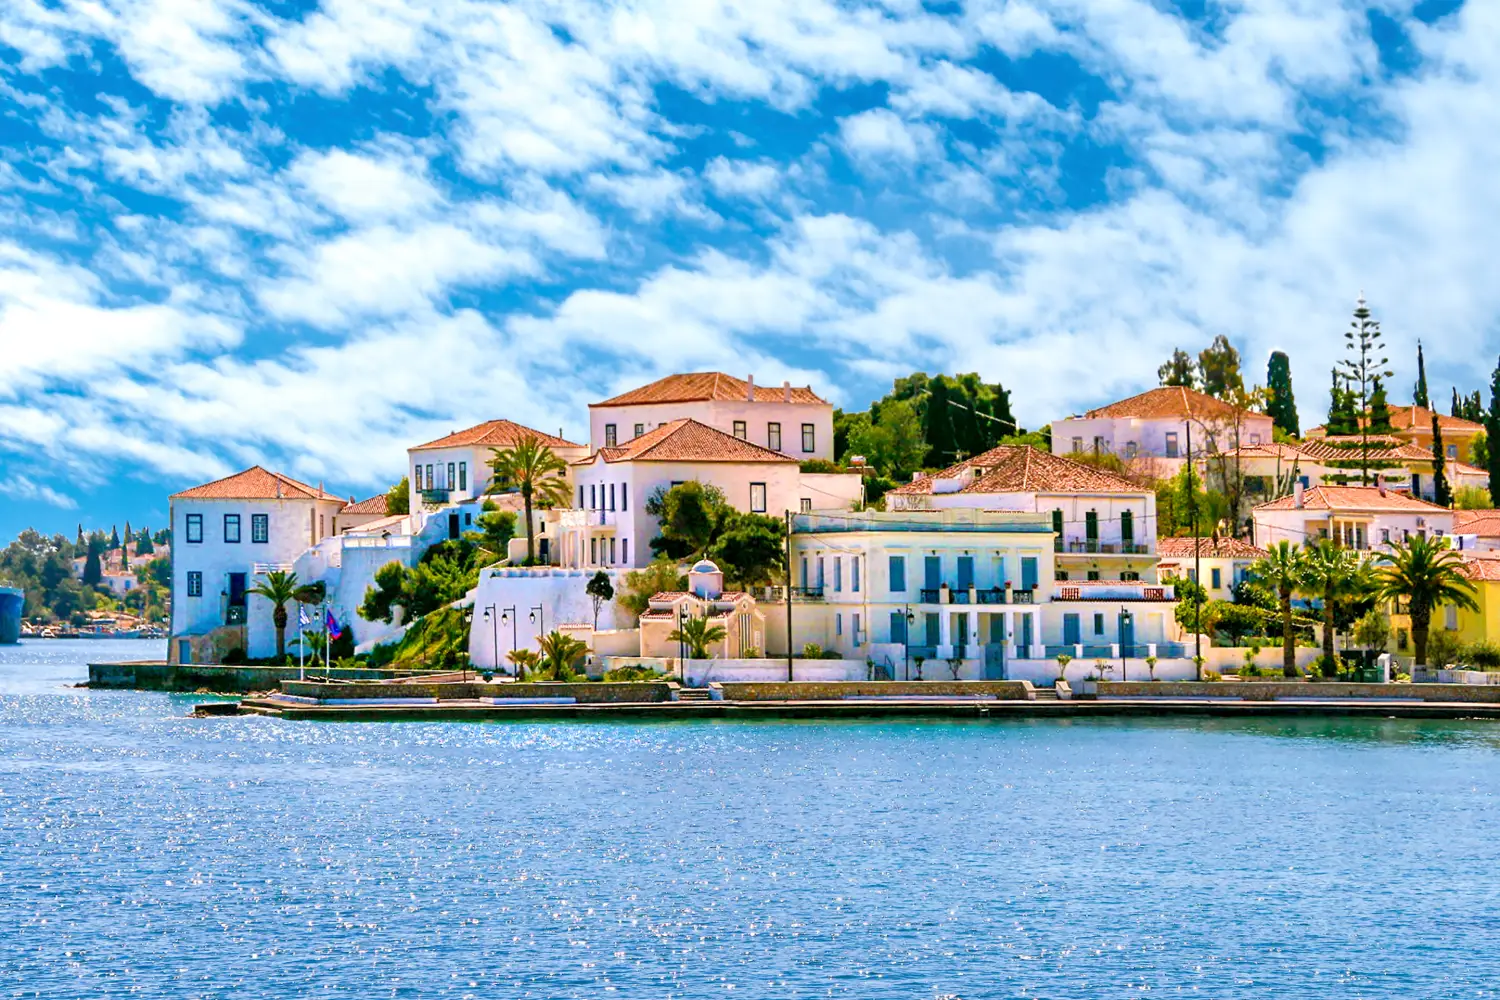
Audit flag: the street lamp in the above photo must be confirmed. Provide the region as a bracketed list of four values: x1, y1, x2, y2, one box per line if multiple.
[528, 605, 544, 642]
[903, 606, 916, 681]
[482, 605, 499, 679]
[461, 606, 473, 683]
[1119, 609, 1134, 682]
[677, 604, 689, 681]
[497, 606, 518, 675]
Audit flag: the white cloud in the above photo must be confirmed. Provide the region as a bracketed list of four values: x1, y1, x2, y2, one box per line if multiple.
[837, 108, 940, 165]
[704, 157, 782, 199]
[287, 146, 441, 223]
[0, 475, 77, 509]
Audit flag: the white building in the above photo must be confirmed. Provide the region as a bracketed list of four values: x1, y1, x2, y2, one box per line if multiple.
[1454, 510, 1500, 553]
[784, 509, 1184, 683]
[407, 420, 587, 513]
[169, 466, 347, 664]
[335, 494, 392, 534]
[1052, 386, 1274, 477]
[1155, 536, 1266, 600]
[588, 372, 835, 462]
[556, 418, 860, 570]
[886, 445, 1158, 583]
[1251, 484, 1455, 551]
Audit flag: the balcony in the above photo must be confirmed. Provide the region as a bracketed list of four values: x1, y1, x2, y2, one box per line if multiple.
[790, 586, 824, 601]
[1053, 582, 1174, 601]
[976, 587, 1006, 605]
[919, 588, 941, 603]
[949, 587, 971, 605]
[421, 488, 451, 505]
[559, 508, 618, 530]
[1012, 589, 1035, 604]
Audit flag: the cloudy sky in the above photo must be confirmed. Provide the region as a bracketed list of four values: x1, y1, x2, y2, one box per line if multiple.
[1, 0, 1494, 539]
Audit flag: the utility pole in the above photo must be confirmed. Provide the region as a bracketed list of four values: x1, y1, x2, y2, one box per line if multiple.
[1188, 420, 1201, 678]
[785, 509, 794, 682]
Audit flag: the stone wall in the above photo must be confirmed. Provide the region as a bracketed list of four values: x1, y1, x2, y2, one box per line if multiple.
[685, 658, 865, 686]
[88, 662, 440, 692]
[277, 680, 676, 703]
[1100, 681, 1500, 702]
[717, 680, 1037, 701]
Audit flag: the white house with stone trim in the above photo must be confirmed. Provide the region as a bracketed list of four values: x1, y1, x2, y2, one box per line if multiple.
[1154, 536, 1266, 602]
[1051, 386, 1274, 477]
[169, 466, 347, 664]
[588, 372, 835, 462]
[1251, 484, 1455, 551]
[407, 419, 587, 513]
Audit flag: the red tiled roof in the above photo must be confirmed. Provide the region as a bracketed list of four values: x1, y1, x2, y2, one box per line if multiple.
[341, 495, 390, 515]
[890, 445, 1146, 496]
[1081, 386, 1259, 422]
[592, 372, 826, 407]
[1295, 435, 1435, 463]
[171, 466, 344, 502]
[1388, 405, 1484, 435]
[1455, 510, 1500, 537]
[1219, 442, 1311, 461]
[1253, 485, 1449, 513]
[411, 419, 581, 451]
[1156, 536, 1267, 559]
[1460, 555, 1500, 582]
[586, 419, 795, 464]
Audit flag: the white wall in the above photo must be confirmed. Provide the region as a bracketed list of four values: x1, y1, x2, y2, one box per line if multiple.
[1051, 413, 1274, 463]
[1253, 506, 1456, 549]
[683, 657, 864, 685]
[590, 397, 834, 460]
[893, 488, 1158, 554]
[468, 567, 630, 672]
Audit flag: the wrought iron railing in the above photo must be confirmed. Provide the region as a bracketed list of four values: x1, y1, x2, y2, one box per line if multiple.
[919, 588, 941, 603]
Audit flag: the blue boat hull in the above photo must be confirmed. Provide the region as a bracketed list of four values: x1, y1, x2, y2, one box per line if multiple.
[0, 587, 22, 644]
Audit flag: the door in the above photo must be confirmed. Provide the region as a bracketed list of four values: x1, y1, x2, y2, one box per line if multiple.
[924, 555, 941, 591]
[889, 611, 908, 645]
[1118, 612, 1136, 658]
[227, 572, 247, 607]
[924, 612, 941, 648]
[539, 538, 550, 563]
[984, 643, 1005, 680]
[448, 513, 461, 540]
[1062, 613, 1081, 646]
[956, 555, 974, 591]
[1021, 556, 1038, 592]
[1019, 615, 1034, 655]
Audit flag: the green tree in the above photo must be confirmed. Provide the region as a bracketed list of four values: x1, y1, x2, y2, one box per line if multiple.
[1265, 351, 1299, 438]
[585, 570, 614, 630]
[617, 559, 687, 619]
[654, 481, 729, 557]
[1432, 413, 1452, 508]
[923, 377, 959, 465]
[108, 525, 120, 550]
[386, 476, 410, 515]
[1300, 541, 1363, 670]
[708, 511, 785, 588]
[1325, 369, 1358, 436]
[82, 547, 102, 587]
[247, 570, 323, 660]
[1251, 541, 1308, 677]
[846, 398, 926, 480]
[1414, 340, 1430, 409]
[1453, 386, 1463, 418]
[1488, 357, 1500, 507]
[1337, 296, 1393, 484]
[1353, 608, 1391, 654]
[1158, 348, 1197, 388]
[470, 500, 517, 559]
[488, 435, 570, 565]
[668, 613, 728, 659]
[1456, 486, 1491, 510]
[537, 630, 589, 680]
[1374, 535, 1479, 666]
[359, 561, 408, 624]
[1198, 334, 1243, 399]
[135, 527, 154, 556]
[1367, 377, 1392, 433]
[1465, 391, 1484, 423]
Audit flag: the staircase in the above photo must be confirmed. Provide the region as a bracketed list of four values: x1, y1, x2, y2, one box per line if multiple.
[1032, 686, 1060, 701]
[676, 687, 713, 703]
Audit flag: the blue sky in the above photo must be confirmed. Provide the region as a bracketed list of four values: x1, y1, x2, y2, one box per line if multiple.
[0, 0, 1493, 541]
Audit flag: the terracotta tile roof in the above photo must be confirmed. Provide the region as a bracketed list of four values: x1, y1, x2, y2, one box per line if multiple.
[1156, 536, 1267, 559]
[592, 372, 826, 407]
[586, 418, 795, 464]
[1388, 405, 1484, 435]
[1253, 485, 1449, 513]
[341, 495, 390, 515]
[171, 466, 344, 502]
[1455, 510, 1500, 537]
[890, 445, 1146, 496]
[1080, 386, 1258, 422]
[1219, 442, 1311, 461]
[411, 419, 581, 452]
[1460, 555, 1500, 582]
[1295, 435, 1435, 463]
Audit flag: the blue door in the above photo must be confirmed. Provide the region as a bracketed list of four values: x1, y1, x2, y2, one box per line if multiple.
[925, 555, 941, 590]
[956, 555, 974, 590]
[924, 612, 941, 647]
[889, 611, 908, 645]
[1118, 612, 1136, 657]
[1062, 613, 1081, 646]
[1021, 557, 1038, 591]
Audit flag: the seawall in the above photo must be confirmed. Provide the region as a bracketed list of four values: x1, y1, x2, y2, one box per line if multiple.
[87, 662, 456, 693]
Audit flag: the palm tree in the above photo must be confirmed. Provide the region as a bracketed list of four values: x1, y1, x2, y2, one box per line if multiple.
[1250, 541, 1307, 677]
[247, 570, 323, 660]
[488, 436, 571, 565]
[1374, 536, 1479, 666]
[536, 631, 589, 680]
[1300, 540, 1365, 673]
[507, 648, 540, 680]
[668, 613, 728, 659]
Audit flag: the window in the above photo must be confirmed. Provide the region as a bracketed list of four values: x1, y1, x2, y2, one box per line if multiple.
[1085, 510, 1098, 543]
[413, 466, 423, 490]
[801, 423, 815, 453]
[1071, 437, 1083, 453]
[577, 485, 584, 507]
[1093, 613, 1105, 635]
[187, 571, 202, 597]
[609, 484, 616, 511]
[610, 538, 617, 564]
[1122, 571, 1140, 581]
[1087, 570, 1100, 581]
[750, 482, 767, 513]
[1211, 568, 1222, 589]
[1125, 441, 1138, 459]
[590, 537, 598, 564]
[1446, 605, 1459, 631]
[622, 539, 628, 564]
[251, 514, 269, 544]
[1165, 432, 1180, 458]
[1055, 570, 1069, 581]
[1382, 528, 1391, 544]
[222, 514, 241, 543]
[589, 485, 596, 509]
[605, 424, 617, 447]
[890, 611, 909, 644]
[853, 613, 861, 644]
[621, 487, 628, 511]
[465, 513, 472, 526]
[1093, 435, 1105, 453]
[1249, 433, 1262, 445]
[800, 498, 812, 513]
[1448, 444, 1458, 459]
[889, 555, 907, 592]
[817, 557, 826, 589]
[733, 420, 747, 440]
[633, 423, 644, 439]
[426, 465, 434, 489]
[185, 514, 203, 544]
[459, 463, 467, 491]
[443, 463, 452, 489]
[768, 423, 782, 451]
[852, 558, 860, 593]
[833, 557, 842, 592]
[836, 613, 843, 636]
[1121, 510, 1134, 548]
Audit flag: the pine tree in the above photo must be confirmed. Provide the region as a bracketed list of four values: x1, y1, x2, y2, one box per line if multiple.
[1453, 387, 1462, 418]
[1327, 369, 1358, 435]
[1198, 334, 1244, 399]
[1368, 377, 1393, 432]
[108, 525, 120, 550]
[1488, 357, 1500, 507]
[136, 527, 154, 556]
[923, 377, 959, 467]
[1414, 340, 1430, 409]
[1266, 351, 1299, 437]
[1338, 295, 1393, 485]
[1158, 349, 1197, 388]
[1465, 390, 1484, 423]
[1432, 414, 1452, 508]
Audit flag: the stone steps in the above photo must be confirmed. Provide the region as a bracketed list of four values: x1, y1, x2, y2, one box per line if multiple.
[676, 688, 713, 702]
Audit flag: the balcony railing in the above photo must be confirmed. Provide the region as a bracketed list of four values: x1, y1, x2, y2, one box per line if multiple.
[789, 586, 824, 601]
[919, 588, 941, 603]
[950, 587, 971, 605]
[1012, 589, 1035, 604]
[976, 587, 1006, 605]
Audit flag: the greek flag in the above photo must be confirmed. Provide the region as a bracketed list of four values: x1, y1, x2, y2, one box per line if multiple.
[298, 605, 312, 626]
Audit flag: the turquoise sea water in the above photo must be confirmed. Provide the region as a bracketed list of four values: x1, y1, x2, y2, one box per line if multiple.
[4, 641, 1500, 998]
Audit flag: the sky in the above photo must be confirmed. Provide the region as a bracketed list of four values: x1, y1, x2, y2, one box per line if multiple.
[1, 0, 1495, 541]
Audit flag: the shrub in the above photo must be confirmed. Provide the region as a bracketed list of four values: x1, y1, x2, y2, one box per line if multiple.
[1425, 629, 1464, 669]
[799, 643, 842, 659]
[1462, 640, 1500, 671]
[1203, 670, 1223, 682]
[222, 646, 247, 665]
[603, 663, 665, 682]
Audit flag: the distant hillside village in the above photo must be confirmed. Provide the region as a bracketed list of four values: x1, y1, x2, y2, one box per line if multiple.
[0, 524, 171, 635]
[149, 299, 1500, 685]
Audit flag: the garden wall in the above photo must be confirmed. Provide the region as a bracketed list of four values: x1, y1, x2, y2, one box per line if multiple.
[683, 658, 865, 686]
[277, 680, 676, 703]
[717, 680, 1036, 702]
[1099, 681, 1500, 702]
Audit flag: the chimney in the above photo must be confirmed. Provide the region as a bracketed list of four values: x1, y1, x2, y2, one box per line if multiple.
[746, 374, 755, 401]
[1294, 480, 1304, 509]
[783, 380, 792, 403]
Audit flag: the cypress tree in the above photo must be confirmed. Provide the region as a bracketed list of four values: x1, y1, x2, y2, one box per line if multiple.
[75, 525, 84, 550]
[1453, 387, 1463, 418]
[1432, 414, 1452, 508]
[987, 382, 1016, 447]
[1368, 378, 1393, 432]
[1465, 390, 1484, 423]
[923, 377, 959, 467]
[82, 548, 102, 587]
[1488, 357, 1500, 506]
[136, 527, 154, 556]
[1327, 369, 1358, 435]
[1266, 351, 1299, 437]
[108, 525, 120, 550]
[1414, 341, 1430, 409]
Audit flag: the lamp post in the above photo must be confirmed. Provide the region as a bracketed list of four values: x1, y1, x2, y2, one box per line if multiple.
[903, 606, 915, 681]
[482, 605, 499, 679]
[497, 606, 518, 675]
[678, 604, 688, 682]
[528, 605, 544, 646]
[461, 606, 473, 683]
[1119, 608, 1133, 682]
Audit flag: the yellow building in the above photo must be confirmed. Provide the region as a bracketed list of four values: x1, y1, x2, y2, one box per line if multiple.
[1438, 555, 1500, 649]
